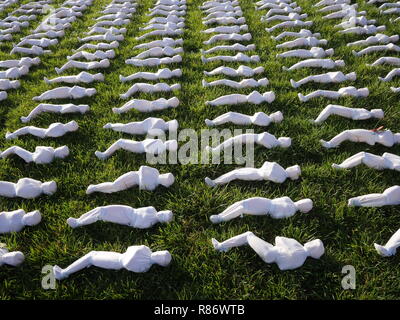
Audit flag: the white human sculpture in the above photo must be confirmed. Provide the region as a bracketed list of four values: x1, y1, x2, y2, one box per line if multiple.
[298, 86, 369, 102]
[205, 132, 291, 154]
[271, 29, 320, 41]
[120, 68, 181, 82]
[17, 38, 58, 48]
[374, 228, 400, 257]
[203, 11, 242, 20]
[332, 152, 400, 171]
[0, 66, 29, 79]
[120, 83, 180, 99]
[86, 26, 127, 35]
[0, 79, 20, 90]
[277, 47, 334, 58]
[266, 20, 313, 33]
[318, 3, 356, 12]
[348, 185, 400, 207]
[212, 232, 324, 270]
[74, 41, 119, 51]
[379, 68, 400, 82]
[104, 118, 178, 135]
[133, 37, 183, 49]
[44, 72, 104, 84]
[0, 57, 40, 68]
[353, 43, 400, 56]
[55, 59, 110, 74]
[0, 34, 13, 41]
[92, 18, 130, 28]
[0, 209, 41, 233]
[140, 22, 185, 32]
[67, 205, 173, 229]
[315, 0, 350, 6]
[204, 65, 264, 77]
[202, 25, 248, 34]
[125, 55, 182, 67]
[202, 78, 269, 88]
[379, 2, 400, 9]
[52, 245, 172, 280]
[67, 49, 116, 61]
[367, 57, 400, 67]
[112, 97, 179, 113]
[136, 28, 183, 40]
[133, 46, 183, 59]
[78, 31, 124, 42]
[276, 37, 328, 49]
[205, 111, 283, 127]
[10, 45, 51, 56]
[0, 145, 70, 164]
[321, 129, 400, 148]
[339, 25, 386, 35]
[203, 17, 246, 25]
[313, 105, 384, 123]
[0, 178, 57, 199]
[203, 33, 252, 45]
[6, 121, 79, 139]
[33, 86, 96, 100]
[263, 12, 308, 22]
[283, 58, 345, 71]
[0, 247, 24, 267]
[86, 166, 174, 194]
[347, 34, 399, 47]
[205, 161, 301, 187]
[201, 43, 255, 54]
[209, 196, 312, 223]
[206, 91, 275, 106]
[202, 53, 260, 64]
[147, 16, 184, 24]
[95, 138, 178, 160]
[322, 8, 365, 20]
[21, 103, 89, 123]
[290, 71, 356, 88]
[22, 30, 65, 40]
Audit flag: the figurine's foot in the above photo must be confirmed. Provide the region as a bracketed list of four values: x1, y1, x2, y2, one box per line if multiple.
[209, 215, 222, 224]
[95, 151, 107, 160]
[66, 217, 79, 228]
[204, 177, 216, 187]
[53, 265, 67, 280]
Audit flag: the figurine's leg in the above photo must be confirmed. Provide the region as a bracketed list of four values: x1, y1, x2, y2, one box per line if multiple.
[210, 202, 246, 223]
[332, 152, 367, 169]
[20, 105, 45, 122]
[375, 228, 400, 256]
[205, 168, 259, 187]
[1, 146, 33, 162]
[205, 112, 248, 126]
[53, 252, 96, 279]
[314, 105, 351, 123]
[67, 207, 103, 227]
[321, 131, 351, 148]
[211, 231, 254, 251]
[6, 126, 45, 139]
[379, 69, 400, 82]
[348, 193, 388, 207]
[55, 61, 75, 74]
[86, 172, 138, 194]
[95, 139, 137, 159]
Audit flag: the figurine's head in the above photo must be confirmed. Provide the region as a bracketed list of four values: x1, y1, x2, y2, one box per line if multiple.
[346, 72, 357, 81]
[285, 165, 301, 180]
[151, 250, 172, 267]
[358, 88, 369, 97]
[86, 88, 97, 97]
[66, 120, 79, 131]
[295, 199, 313, 213]
[54, 146, 70, 159]
[394, 133, 400, 144]
[156, 210, 173, 223]
[158, 173, 175, 187]
[167, 119, 179, 132]
[370, 109, 384, 119]
[269, 111, 283, 123]
[42, 181, 57, 195]
[277, 137, 291, 148]
[335, 60, 345, 67]
[22, 210, 41, 226]
[304, 239, 325, 259]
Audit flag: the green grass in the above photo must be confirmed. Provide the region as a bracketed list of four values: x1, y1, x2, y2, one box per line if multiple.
[1, 0, 400, 299]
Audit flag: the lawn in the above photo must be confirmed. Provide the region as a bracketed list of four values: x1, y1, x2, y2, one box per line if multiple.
[1, 0, 400, 299]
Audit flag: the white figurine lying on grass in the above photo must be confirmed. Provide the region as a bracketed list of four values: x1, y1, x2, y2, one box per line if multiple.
[209, 196, 312, 223]
[321, 128, 400, 148]
[10, 45, 51, 56]
[53, 245, 172, 280]
[0, 66, 29, 79]
[374, 228, 400, 257]
[74, 41, 119, 51]
[201, 53, 260, 63]
[202, 25, 248, 34]
[203, 32, 252, 45]
[277, 47, 334, 58]
[313, 104, 383, 123]
[21, 103, 89, 123]
[0, 57, 40, 68]
[133, 37, 183, 49]
[391, 87, 400, 93]
[55, 59, 110, 74]
[201, 43, 255, 54]
[202, 78, 269, 88]
[78, 31, 124, 42]
[0, 247, 24, 267]
[367, 57, 400, 67]
[113, 97, 179, 114]
[283, 58, 345, 71]
[95, 138, 178, 159]
[0, 178, 56, 199]
[205, 161, 301, 187]
[120, 68, 182, 82]
[332, 152, 400, 171]
[0, 79, 20, 90]
[352, 43, 400, 56]
[104, 118, 178, 135]
[205, 111, 283, 127]
[203, 16, 245, 25]
[379, 68, 400, 82]
[44, 72, 104, 84]
[348, 185, 400, 207]
[125, 55, 182, 67]
[262, 12, 308, 22]
[212, 231, 324, 270]
[6, 121, 79, 139]
[339, 25, 386, 35]
[298, 86, 369, 102]
[0, 209, 41, 233]
[132, 46, 183, 59]
[67, 49, 116, 61]
[290, 71, 356, 88]
[68, 205, 173, 229]
[266, 20, 313, 33]
[206, 91, 275, 106]
[86, 165, 174, 193]
[271, 29, 320, 41]
[120, 83, 180, 99]
[135, 28, 183, 40]
[0, 145, 69, 164]
[205, 132, 291, 154]
[204, 65, 264, 77]
[346, 34, 399, 47]
[276, 36, 328, 48]
[33, 86, 96, 100]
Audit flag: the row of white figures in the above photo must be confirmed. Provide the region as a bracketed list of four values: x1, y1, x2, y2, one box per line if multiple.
[0, 0, 18, 13]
